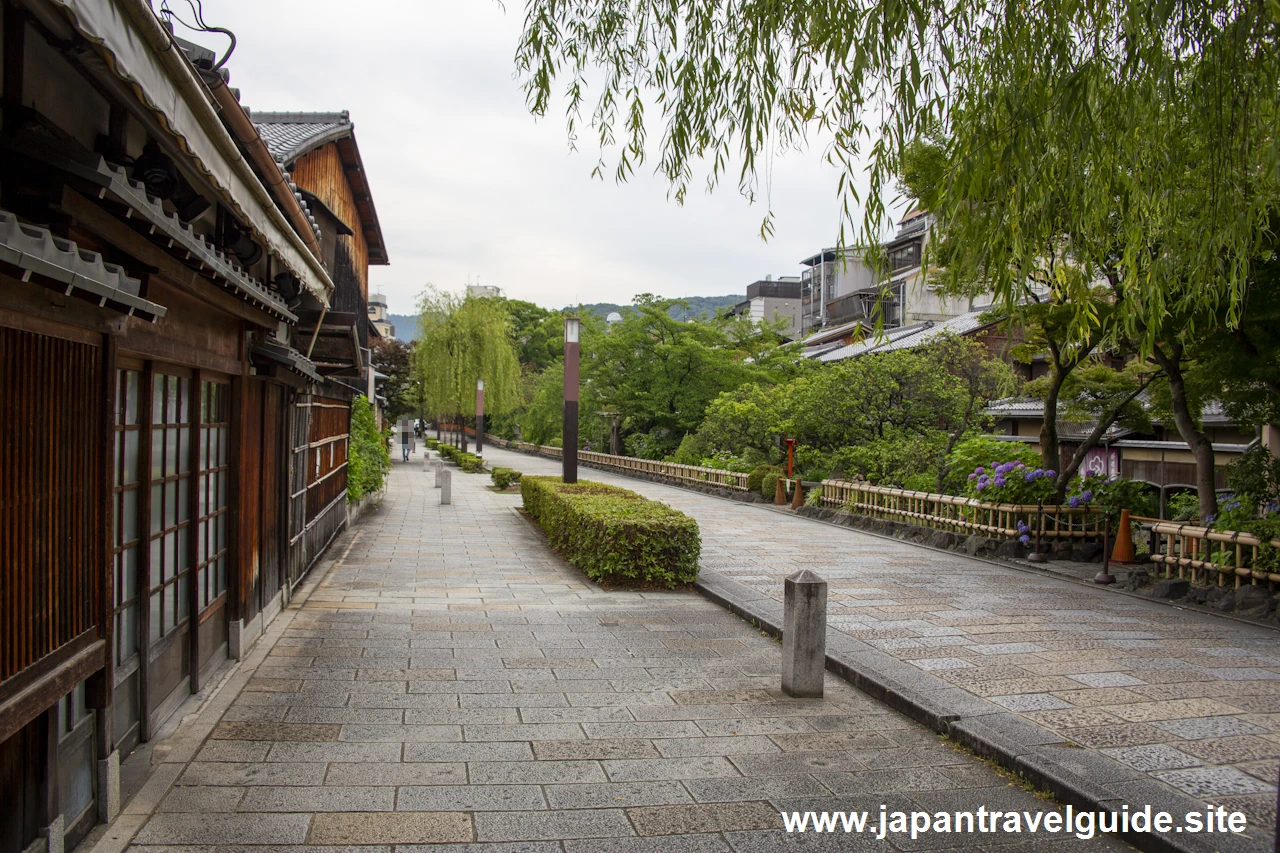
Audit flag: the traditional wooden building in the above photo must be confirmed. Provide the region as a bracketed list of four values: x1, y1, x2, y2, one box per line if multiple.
[251, 111, 390, 398]
[0, 2, 386, 850]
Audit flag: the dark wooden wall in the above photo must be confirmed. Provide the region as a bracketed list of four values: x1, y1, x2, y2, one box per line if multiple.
[0, 326, 102, 683]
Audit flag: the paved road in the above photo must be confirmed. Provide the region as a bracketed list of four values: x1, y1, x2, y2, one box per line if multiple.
[111, 451, 1133, 852]
[481, 445, 1280, 842]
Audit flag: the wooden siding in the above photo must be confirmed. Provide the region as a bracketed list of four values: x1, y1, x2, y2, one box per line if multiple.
[0, 327, 103, 683]
[290, 144, 369, 300]
[285, 394, 350, 587]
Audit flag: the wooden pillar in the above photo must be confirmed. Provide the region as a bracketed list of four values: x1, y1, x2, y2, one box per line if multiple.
[187, 371, 202, 692]
[137, 361, 155, 743]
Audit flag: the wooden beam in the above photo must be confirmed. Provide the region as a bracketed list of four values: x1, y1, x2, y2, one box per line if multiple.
[60, 188, 281, 330]
[0, 640, 106, 745]
[89, 333, 117, 714]
[2, 1, 25, 136]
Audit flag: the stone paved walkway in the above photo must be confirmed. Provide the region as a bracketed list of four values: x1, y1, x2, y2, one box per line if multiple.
[111, 451, 1139, 852]
[480, 446, 1280, 841]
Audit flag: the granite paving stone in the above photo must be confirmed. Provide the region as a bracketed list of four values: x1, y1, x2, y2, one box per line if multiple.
[306, 812, 473, 844]
[113, 451, 1136, 852]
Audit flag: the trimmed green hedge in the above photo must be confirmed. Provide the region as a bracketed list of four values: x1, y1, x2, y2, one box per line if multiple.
[425, 438, 439, 450]
[520, 476, 700, 587]
[761, 471, 786, 499]
[747, 464, 783, 494]
[491, 467, 523, 489]
[458, 452, 486, 473]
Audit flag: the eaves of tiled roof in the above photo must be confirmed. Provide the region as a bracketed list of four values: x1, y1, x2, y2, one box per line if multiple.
[249, 111, 389, 266]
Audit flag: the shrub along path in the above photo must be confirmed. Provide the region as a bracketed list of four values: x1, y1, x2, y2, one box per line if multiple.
[110, 450, 1130, 853]
[480, 446, 1280, 846]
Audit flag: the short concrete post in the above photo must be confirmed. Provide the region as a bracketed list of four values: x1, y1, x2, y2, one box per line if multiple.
[782, 569, 827, 698]
[440, 469, 452, 505]
[97, 749, 120, 822]
[433, 459, 443, 488]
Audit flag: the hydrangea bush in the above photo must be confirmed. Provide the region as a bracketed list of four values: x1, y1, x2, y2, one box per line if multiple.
[964, 459, 1057, 504]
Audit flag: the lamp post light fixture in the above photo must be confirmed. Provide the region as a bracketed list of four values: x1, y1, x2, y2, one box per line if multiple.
[475, 378, 485, 458]
[563, 316, 580, 483]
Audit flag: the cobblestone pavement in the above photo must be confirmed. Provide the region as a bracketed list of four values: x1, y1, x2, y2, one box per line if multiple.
[480, 447, 1280, 839]
[119, 453, 1136, 852]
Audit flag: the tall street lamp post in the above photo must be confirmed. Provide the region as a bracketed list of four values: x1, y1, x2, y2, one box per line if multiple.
[563, 316, 580, 483]
[475, 378, 485, 458]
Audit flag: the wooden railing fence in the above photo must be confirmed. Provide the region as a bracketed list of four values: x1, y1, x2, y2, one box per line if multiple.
[498, 440, 749, 491]
[1147, 522, 1280, 587]
[819, 480, 1104, 541]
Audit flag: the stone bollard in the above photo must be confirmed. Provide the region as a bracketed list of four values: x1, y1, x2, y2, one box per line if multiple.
[774, 477, 787, 505]
[782, 569, 827, 698]
[440, 469, 452, 505]
[790, 479, 804, 509]
[433, 459, 443, 488]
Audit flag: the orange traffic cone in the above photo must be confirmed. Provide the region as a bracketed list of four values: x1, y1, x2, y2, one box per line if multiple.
[791, 479, 804, 509]
[1111, 508, 1137, 563]
[774, 477, 787, 505]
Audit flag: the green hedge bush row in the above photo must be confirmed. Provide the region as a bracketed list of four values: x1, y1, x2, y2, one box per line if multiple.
[762, 471, 790, 499]
[520, 476, 700, 587]
[435, 443, 486, 473]
[425, 438, 439, 450]
[491, 467, 523, 489]
[747, 464, 783, 495]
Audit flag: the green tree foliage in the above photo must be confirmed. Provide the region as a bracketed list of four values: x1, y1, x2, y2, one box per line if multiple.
[346, 396, 390, 502]
[589, 295, 801, 457]
[520, 295, 802, 456]
[412, 287, 522, 423]
[519, 0, 1279, 340]
[504, 299, 561, 371]
[683, 337, 1016, 484]
[370, 337, 418, 422]
[576, 296, 745, 322]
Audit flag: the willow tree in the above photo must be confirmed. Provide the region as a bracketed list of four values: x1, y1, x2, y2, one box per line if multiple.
[515, 0, 1279, 345]
[413, 288, 521, 442]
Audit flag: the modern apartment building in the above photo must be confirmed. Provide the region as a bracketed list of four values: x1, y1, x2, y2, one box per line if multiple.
[730, 277, 803, 336]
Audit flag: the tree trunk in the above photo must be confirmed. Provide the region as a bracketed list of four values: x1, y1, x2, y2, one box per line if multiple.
[1040, 361, 1066, 489]
[1055, 374, 1156, 493]
[1152, 345, 1217, 520]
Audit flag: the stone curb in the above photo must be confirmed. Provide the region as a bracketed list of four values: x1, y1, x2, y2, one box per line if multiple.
[693, 569, 1262, 853]
[506, 446, 1273, 629]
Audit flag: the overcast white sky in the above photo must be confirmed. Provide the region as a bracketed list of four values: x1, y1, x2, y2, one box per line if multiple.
[182, 0, 884, 315]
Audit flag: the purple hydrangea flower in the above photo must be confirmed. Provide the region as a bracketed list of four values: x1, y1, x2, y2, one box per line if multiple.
[976, 467, 985, 475]
[994, 476, 1006, 487]
[968, 472, 977, 481]
[1045, 470, 1056, 478]
[1024, 471, 1036, 482]
[1081, 490, 1094, 503]
[1020, 534, 1031, 544]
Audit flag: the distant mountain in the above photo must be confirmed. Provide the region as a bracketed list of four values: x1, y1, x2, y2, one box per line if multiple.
[387, 314, 418, 341]
[577, 295, 745, 322]
[385, 295, 745, 342]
